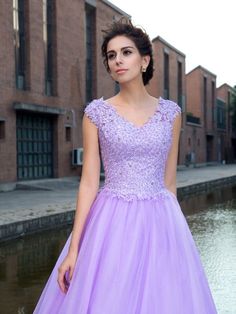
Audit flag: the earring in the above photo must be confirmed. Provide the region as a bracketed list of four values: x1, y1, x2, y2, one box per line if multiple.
[142, 67, 146, 73]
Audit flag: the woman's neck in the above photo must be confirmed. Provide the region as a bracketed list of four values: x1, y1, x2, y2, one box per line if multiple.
[117, 82, 151, 108]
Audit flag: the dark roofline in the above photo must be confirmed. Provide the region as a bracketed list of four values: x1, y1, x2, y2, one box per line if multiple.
[216, 97, 226, 104]
[102, 0, 131, 17]
[217, 83, 234, 91]
[13, 102, 66, 115]
[152, 35, 185, 57]
[186, 65, 216, 77]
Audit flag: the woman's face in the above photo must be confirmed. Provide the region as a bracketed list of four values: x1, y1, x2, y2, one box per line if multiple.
[106, 35, 149, 85]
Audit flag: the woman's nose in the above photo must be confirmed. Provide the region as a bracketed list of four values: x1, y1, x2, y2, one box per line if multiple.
[115, 53, 123, 64]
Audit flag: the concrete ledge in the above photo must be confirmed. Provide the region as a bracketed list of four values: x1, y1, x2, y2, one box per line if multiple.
[0, 165, 236, 242]
[178, 175, 236, 199]
[0, 211, 75, 242]
[0, 182, 16, 192]
[13, 101, 66, 115]
[177, 161, 218, 170]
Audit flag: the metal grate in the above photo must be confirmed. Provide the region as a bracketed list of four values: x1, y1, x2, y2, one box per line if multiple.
[16, 113, 53, 180]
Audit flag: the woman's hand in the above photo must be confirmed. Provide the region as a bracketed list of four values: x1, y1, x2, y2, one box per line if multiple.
[57, 251, 78, 293]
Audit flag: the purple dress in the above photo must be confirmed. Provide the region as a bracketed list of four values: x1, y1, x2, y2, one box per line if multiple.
[33, 97, 218, 313]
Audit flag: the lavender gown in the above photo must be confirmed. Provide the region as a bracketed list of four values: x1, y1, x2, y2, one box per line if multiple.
[33, 97, 218, 313]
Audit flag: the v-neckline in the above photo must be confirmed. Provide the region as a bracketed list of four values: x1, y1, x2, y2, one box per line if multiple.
[101, 97, 162, 129]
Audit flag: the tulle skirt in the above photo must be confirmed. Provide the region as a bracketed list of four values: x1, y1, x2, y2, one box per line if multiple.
[33, 189, 217, 313]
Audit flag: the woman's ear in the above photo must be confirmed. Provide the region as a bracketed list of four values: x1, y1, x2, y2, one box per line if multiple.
[142, 55, 150, 69]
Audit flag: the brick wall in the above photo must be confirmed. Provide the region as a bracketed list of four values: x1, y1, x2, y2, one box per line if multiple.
[0, 0, 125, 183]
[147, 36, 186, 165]
[186, 66, 217, 163]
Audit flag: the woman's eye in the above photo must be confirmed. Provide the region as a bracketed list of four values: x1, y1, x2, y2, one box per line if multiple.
[107, 53, 115, 60]
[123, 50, 132, 56]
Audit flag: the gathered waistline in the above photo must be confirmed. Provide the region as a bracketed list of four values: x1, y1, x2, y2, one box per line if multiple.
[97, 186, 177, 202]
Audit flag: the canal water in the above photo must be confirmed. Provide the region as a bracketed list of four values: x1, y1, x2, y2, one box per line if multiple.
[0, 185, 235, 314]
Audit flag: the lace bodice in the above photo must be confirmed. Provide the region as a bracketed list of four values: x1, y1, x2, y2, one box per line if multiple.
[84, 97, 181, 201]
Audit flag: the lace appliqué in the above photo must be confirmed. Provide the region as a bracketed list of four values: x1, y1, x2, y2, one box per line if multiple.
[84, 97, 181, 202]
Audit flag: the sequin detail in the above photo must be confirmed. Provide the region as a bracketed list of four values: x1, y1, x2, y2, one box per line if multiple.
[98, 186, 177, 202]
[84, 97, 181, 201]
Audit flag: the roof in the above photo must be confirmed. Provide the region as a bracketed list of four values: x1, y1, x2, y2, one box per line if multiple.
[217, 83, 235, 91]
[102, 0, 131, 17]
[152, 35, 185, 57]
[186, 65, 216, 77]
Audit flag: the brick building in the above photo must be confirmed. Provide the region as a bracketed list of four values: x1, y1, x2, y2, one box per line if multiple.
[147, 36, 186, 165]
[185, 66, 217, 164]
[0, 1, 234, 190]
[217, 83, 236, 162]
[0, 0, 127, 190]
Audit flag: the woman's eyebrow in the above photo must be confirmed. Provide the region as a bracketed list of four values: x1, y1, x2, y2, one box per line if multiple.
[107, 46, 135, 54]
[121, 46, 135, 50]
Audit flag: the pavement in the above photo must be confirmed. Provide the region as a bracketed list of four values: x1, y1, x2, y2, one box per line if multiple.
[0, 164, 236, 242]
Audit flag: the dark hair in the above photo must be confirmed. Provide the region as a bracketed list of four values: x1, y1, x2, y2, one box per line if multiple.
[101, 17, 154, 86]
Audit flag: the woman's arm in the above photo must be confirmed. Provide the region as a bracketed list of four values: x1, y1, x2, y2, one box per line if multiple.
[68, 114, 101, 254]
[164, 113, 182, 196]
[58, 113, 101, 292]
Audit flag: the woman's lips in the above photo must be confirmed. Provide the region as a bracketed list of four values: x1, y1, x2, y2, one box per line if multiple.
[116, 69, 127, 74]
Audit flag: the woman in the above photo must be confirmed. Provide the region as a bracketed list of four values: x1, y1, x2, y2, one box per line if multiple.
[33, 18, 217, 313]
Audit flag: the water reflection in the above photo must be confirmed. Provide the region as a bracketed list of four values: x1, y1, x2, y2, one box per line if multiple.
[182, 193, 236, 314]
[0, 228, 71, 314]
[0, 185, 235, 314]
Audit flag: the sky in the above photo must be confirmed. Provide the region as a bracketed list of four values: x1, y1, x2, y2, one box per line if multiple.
[109, 0, 236, 88]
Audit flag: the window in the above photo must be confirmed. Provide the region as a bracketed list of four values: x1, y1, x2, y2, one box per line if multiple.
[177, 61, 182, 107]
[227, 91, 232, 132]
[43, 0, 56, 96]
[65, 126, 71, 142]
[216, 99, 226, 129]
[203, 76, 207, 127]
[85, 4, 96, 103]
[211, 81, 215, 126]
[0, 121, 5, 139]
[227, 91, 231, 107]
[13, 0, 29, 90]
[164, 52, 169, 99]
[211, 81, 215, 106]
[203, 76, 207, 106]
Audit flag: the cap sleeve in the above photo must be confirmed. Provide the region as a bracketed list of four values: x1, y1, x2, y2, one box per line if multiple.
[83, 99, 100, 128]
[171, 101, 182, 122]
[164, 99, 182, 124]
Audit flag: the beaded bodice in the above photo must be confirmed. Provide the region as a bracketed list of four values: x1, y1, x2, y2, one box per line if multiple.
[84, 97, 181, 201]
